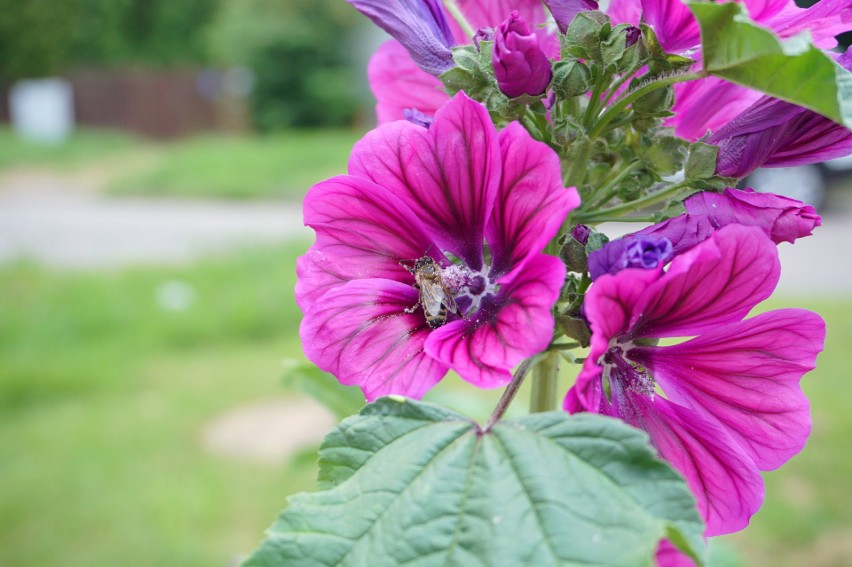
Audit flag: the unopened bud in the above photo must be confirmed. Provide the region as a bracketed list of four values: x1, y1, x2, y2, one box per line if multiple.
[492, 11, 552, 98]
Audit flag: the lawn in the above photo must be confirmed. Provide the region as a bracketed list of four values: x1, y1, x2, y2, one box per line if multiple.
[0, 127, 364, 200]
[1, 239, 850, 565]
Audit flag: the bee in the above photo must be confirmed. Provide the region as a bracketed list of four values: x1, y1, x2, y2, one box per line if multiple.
[401, 256, 458, 329]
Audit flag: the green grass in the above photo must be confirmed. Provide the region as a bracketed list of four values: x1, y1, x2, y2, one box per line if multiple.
[0, 127, 364, 200]
[107, 130, 364, 200]
[0, 127, 137, 170]
[1, 243, 850, 565]
[0, 242, 318, 566]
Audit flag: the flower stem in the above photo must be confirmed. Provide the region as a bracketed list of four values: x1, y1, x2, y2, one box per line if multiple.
[589, 71, 705, 139]
[529, 352, 560, 413]
[483, 357, 537, 432]
[576, 178, 691, 222]
[563, 137, 591, 188]
[442, 0, 476, 38]
[585, 160, 642, 209]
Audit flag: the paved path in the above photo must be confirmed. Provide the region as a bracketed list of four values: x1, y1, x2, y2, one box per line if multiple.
[0, 172, 308, 268]
[1, 170, 850, 296]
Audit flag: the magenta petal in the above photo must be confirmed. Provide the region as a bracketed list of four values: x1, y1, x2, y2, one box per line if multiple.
[565, 268, 662, 413]
[628, 393, 764, 536]
[486, 123, 579, 277]
[761, 0, 852, 48]
[368, 40, 450, 124]
[349, 93, 501, 270]
[300, 278, 449, 401]
[638, 0, 700, 53]
[655, 539, 699, 567]
[425, 254, 565, 388]
[295, 175, 437, 310]
[450, 0, 556, 54]
[669, 78, 761, 142]
[633, 309, 825, 470]
[630, 225, 780, 339]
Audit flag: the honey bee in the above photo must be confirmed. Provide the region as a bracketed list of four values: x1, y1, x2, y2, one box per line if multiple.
[401, 256, 458, 329]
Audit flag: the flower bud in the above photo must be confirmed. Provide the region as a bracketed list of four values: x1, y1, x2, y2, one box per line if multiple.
[551, 60, 591, 98]
[492, 11, 552, 99]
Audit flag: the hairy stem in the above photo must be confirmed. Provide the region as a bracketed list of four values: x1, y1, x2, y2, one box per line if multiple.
[442, 0, 476, 38]
[483, 357, 537, 432]
[577, 178, 691, 222]
[529, 352, 561, 413]
[585, 160, 642, 209]
[589, 71, 705, 139]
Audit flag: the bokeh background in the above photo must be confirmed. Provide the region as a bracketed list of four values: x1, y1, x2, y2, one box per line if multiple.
[0, 1, 850, 565]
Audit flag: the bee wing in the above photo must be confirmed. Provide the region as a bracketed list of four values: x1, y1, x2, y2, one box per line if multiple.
[419, 282, 446, 317]
[441, 285, 458, 314]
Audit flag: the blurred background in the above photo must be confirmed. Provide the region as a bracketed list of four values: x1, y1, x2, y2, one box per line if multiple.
[0, 1, 850, 566]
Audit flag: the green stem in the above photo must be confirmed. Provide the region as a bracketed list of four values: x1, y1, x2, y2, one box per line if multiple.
[589, 71, 705, 139]
[577, 179, 691, 222]
[585, 160, 641, 209]
[585, 215, 657, 223]
[483, 357, 536, 432]
[442, 0, 476, 38]
[582, 69, 609, 128]
[563, 137, 592, 189]
[597, 61, 644, 111]
[549, 341, 581, 351]
[529, 352, 560, 413]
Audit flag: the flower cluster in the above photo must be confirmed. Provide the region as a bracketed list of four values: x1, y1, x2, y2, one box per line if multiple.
[296, 0, 848, 564]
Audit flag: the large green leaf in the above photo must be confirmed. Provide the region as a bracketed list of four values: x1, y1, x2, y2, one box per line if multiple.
[244, 397, 705, 566]
[690, 2, 852, 128]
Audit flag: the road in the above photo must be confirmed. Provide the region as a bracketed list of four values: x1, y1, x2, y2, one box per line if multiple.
[0, 171, 850, 296]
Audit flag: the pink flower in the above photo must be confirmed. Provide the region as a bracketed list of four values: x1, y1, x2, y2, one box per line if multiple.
[367, 0, 556, 123]
[566, 224, 826, 536]
[607, 0, 851, 140]
[708, 49, 852, 178]
[492, 11, 553, 98]
[297, 93, 579, 400]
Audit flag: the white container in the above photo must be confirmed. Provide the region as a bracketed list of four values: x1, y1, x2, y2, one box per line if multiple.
[9, 78, 75, 144]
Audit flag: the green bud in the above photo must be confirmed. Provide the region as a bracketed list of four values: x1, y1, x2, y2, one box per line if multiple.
[558, 233, 588, 274]
[551, 60, 591, 98]
[564, 11, 610, 60]
[557, 314, 592, 347]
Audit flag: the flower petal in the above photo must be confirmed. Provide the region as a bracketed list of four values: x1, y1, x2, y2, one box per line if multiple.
[300, 278, 449, 401]
[450, 0, 555, 54]
[630, 225, 780, 339]
[669, 78, 761, 142]
[368, 40, 450, 124]
[349, 92, 501, 270]
[425, 254, 565, 388]
[347, 0, 455, 75]
[625, 392, 764, 536]
[565, 267, 662, 413]
[295, 175, 437, 310]
[486, 122, 580, 277]
[632, 309, 825, 470]
[684, 188, 821, 245]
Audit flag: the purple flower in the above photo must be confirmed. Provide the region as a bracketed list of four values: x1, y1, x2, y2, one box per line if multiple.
[297, 93, 579, 400]
[492, 11, 553, 99]
[543, 0, 599, 33]
[588, 188, 820, 279]
[571, 223, 590, 244]
[402, 107, 434, 128]
[708, 50, 852, 178]
[567, 225, 826, 535]
[347, 0, 456, 76]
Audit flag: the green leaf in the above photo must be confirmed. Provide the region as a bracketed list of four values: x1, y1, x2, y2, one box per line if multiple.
[690, 2, 852, 128]
[282, 360, 365, 420]
[244, 397, 706, 567]
[685, 142, 719, 180]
